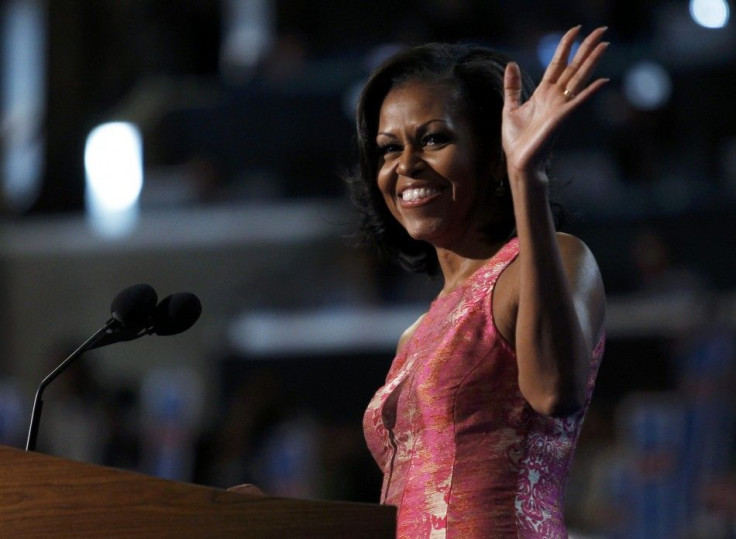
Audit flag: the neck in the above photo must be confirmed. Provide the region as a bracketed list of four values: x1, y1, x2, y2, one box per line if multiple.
[435, 239, 505, 296]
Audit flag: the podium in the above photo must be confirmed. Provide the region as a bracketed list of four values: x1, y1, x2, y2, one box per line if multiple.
[0, 445, 395, 537]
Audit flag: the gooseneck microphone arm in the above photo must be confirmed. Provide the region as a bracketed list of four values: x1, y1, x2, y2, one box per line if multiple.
[24, 285, 202, 453]
[26, 322, 115, 451]
[25, 283, 159, 452]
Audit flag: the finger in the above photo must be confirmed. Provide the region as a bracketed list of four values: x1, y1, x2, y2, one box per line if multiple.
[557, 26, 608, 88]
[542, 25, 582, 83]
[563, 41, 609, 96]
[227, 484, 266, 496]
[564, 77, 609, 107]
[503, 62, 523, 110]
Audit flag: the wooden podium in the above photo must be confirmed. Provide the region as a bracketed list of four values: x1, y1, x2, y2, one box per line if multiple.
[0, 445, 395, 537]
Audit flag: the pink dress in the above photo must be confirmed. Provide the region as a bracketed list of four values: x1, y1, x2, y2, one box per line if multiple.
[363, 238, 603, 538]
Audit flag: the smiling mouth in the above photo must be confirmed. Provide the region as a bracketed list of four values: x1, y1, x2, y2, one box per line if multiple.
[400, 187, 442, 202]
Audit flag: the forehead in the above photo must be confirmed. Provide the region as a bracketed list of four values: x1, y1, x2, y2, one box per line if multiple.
[377, 81, 464, 130]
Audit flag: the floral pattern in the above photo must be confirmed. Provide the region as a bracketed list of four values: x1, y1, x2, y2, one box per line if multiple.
[363, 238, 604, 538]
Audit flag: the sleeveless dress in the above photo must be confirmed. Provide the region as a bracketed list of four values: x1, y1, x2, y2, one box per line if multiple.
[363, 238, 604, 538]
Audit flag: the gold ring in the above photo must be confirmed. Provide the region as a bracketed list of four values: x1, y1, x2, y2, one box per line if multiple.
[563, 88, 576, 99]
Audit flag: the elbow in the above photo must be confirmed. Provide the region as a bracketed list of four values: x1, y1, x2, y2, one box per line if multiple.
[521, 345, 593, 417]
[538, 394, 585, 418]
[526, 386, 586, 418]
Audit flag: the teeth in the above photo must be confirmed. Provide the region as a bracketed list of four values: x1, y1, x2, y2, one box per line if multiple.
[401, 187, 440, 201]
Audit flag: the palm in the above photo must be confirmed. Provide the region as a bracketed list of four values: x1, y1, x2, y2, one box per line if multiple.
[502, 26, 609, 178]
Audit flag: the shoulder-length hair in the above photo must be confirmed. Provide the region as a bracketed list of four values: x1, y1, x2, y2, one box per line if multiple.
[346, 42, 558, 276]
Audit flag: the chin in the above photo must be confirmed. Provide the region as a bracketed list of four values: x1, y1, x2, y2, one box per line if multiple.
[404, 224, 444, 244]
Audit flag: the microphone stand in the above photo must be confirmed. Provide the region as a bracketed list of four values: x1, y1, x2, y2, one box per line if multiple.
[24, 288, 198, 452]
[25, 322, 113, 452]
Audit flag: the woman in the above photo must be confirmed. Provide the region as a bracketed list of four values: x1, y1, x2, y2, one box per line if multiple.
[353, 27, 608, 537]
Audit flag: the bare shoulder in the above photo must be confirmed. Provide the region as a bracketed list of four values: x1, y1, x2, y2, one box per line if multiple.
[555, 232, 604, 286]
[396, 313, 426, 354]
[556, 231, 595, 259]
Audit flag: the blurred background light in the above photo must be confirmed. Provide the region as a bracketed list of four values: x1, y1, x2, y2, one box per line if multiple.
[84, 121, 143, 235]
[0, 0, 45, 213]
[220, 0, 274, 81]
[623, 61, 673, 110]
[690, 0, 730, 29]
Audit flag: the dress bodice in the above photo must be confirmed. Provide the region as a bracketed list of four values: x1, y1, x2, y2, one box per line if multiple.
[363, 238, 603, 538]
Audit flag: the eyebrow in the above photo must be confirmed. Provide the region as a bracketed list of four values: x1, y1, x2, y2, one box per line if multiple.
[376, 119, 450, 138]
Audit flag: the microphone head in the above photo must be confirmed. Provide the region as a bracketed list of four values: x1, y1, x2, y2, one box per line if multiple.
[110, 283, 158, 329]
[150, 293, 202, 336]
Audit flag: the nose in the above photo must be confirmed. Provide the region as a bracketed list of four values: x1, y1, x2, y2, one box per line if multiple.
[396, 146, 422, 177]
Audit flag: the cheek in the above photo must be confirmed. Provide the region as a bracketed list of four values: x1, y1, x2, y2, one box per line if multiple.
[376, 168, 395, 202]
[376, 170, 403, 221]
[443, 159, 478, 199]
[376, 169, 388, 192]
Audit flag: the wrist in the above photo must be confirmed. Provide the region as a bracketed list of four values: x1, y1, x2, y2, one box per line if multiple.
[507, 167, 550, 194]
[508, 169, 555, 230]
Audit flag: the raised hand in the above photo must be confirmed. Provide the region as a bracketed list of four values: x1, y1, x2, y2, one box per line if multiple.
[502, 26, 609, 181]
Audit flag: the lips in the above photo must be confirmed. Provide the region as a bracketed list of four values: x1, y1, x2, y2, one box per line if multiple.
[398, 185, 444, 207]
[402, 186, 441, 201]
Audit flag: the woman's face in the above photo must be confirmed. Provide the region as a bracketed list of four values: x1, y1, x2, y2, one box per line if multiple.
[376, 81, 490, 250]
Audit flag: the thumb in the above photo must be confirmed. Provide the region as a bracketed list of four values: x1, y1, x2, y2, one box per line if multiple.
[504, 62, 522, 111]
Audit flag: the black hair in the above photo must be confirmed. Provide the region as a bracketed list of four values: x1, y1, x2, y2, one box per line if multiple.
[346, 42, 562, 275]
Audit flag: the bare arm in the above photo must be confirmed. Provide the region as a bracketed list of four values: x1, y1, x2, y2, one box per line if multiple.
[501, 27, 608, 416]
[513, 217, 605, 416]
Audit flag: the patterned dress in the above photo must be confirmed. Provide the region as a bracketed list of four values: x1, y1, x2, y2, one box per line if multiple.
[363, 238, 604, 538]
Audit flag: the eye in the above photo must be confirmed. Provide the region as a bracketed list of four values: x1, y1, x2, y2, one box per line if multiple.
[377, 143, 401, 157]
[422, 132, 451, 147]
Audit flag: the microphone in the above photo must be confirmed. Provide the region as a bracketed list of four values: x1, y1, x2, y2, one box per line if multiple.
[149, 292, 202, 336]
[26, 283, 159, 451]
[110, 283, 159, 329]
[88, 292, 203, 349]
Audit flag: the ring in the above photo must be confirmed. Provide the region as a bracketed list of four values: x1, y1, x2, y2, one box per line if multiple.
[563, 88, 576, 100]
